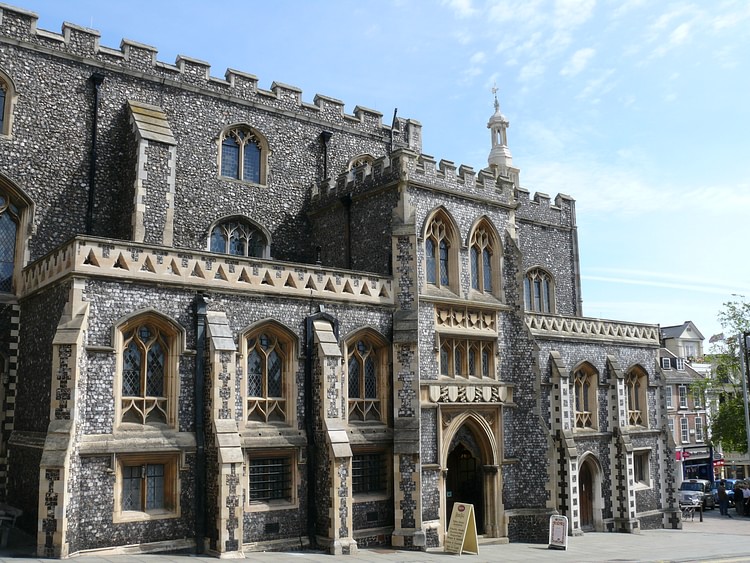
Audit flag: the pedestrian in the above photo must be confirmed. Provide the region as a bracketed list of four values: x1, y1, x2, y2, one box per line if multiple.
[718, 480, 731, 517]
[734, 480, 745, 516]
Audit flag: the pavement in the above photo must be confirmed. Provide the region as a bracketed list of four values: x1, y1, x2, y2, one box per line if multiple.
[1, 508, 750, 562]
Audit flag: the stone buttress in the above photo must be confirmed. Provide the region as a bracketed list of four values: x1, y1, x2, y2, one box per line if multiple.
[548, 351, 582, 535]
[310, 317, 357, 555]
[389, 165, 425, 549]
[38, 280, 89, 557]
[205, 311, 244, 557]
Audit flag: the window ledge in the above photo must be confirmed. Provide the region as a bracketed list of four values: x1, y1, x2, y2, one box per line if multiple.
[114, 509, 179, 523]
[353, 492, 390, 503]
[247, 500, 298, 513]
[633, 482, 651, 491]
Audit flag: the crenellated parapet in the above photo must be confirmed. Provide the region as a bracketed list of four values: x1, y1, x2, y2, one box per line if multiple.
[409, 151, 515, 205]
[311, 148, 518, 207]
[0, 4, 387, 134]
[514, 188, 576, 228]
[20, 236, 394, 306]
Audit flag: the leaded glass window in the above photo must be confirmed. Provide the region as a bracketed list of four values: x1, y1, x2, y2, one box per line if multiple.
[120, 323, 171, 425]
[246, 331, 287, 423]
[121, 463, 165, 511]
[573, 366, 597, 429]
[470, 225, 495, 293]
[424, 214, 454, 289]
[348, 338, 382, 422]
[210, 219, 266, 258]
[0, 194, 18, 293]
[440, 338, 495, 379]
[524, 268, 554, 313]
[220, 127, 263, 183]
[0, 83, 5, 134]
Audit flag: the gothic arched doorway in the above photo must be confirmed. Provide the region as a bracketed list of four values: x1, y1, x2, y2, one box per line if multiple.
[579, 459, 594, 530]
[447, 442, 484, 533]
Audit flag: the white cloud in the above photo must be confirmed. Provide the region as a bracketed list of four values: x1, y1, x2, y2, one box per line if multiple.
[576, 68, 615, 101]
[560, 47, 595, 76]
[470, 51, 487, 65]
[519, 60, 546, 82]
[443, 0, 477, 18]
[669, 22, 691, 46]
[554, 0, 596, 28]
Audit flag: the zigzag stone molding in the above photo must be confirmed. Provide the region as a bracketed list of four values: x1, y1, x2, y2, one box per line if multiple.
[21, 237, 394, 305]
[525, 313, 659, 345]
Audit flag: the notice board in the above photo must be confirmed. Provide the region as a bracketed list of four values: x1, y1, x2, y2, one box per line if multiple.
[548, 514, 568, 550]
[444, 502, 479, 555]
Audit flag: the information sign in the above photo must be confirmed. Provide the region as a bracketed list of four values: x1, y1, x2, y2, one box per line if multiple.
[444, 503, 479, 555]
[548, 514, 568, 550]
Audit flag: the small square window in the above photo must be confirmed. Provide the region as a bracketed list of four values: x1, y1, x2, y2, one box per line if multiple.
[248, 450, 296, 510]
[115, 453, 179, 522]
[634, 450, 650, 488]
[661, 357, 671, 370]
[352, 452, 388, 495]
[676, 358, 685, 370]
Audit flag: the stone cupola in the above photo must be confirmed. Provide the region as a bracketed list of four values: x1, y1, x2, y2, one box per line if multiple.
[487, 88, 519, 185]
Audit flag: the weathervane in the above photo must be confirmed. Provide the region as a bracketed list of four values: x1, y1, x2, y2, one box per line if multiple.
[492, 83, 499, 111]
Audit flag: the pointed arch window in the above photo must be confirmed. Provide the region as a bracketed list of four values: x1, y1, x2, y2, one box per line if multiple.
[573, 365, 598, 429]
[439, 337, 495, 379]
[347, 332, 389, 424]
[0, 194, 19, 293]
[210, 218, 267, 258]
[425, 212, 457, 291]
[220, 126, 267, 184]
[244, 324, 295, 425]
[470, 223, 499, 295]
[523, 268, 554, 313]
[118, 316, 180, 428]
[626, 367, 648, 427]
[0, 71, 15, 137]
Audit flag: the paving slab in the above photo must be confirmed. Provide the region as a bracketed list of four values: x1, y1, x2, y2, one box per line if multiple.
[2, 510, 749, 563]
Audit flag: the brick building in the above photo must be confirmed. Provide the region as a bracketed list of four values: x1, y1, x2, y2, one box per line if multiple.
[0, 4, 680, 558]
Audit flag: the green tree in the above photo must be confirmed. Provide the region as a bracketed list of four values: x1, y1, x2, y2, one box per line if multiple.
[712, 395, 747, 453]
[708, 296, 750, 452]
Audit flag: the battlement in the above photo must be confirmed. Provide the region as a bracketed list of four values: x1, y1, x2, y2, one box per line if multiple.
[310, 148, 517, 208]
[0, 3, 387, 134]
[515, 187, 576, 228]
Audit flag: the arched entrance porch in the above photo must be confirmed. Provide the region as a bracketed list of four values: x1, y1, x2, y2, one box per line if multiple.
[441, 410, 502, 539]
[578, 453, 603, 532]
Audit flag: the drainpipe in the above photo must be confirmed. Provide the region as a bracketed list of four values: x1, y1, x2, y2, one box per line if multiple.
[194, 294, 208, 554]
[304, 315, 317, 548]
[320, 131, 333, 181]
[86, 72, 105, 235]
[340, 194, 352, 269]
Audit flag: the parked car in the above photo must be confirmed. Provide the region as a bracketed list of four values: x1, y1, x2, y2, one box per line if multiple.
[679, 479, 715, 510]
[712, 479, 737, 507]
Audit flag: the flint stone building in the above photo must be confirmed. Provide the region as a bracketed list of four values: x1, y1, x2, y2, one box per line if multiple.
[0, 4, 680, 558]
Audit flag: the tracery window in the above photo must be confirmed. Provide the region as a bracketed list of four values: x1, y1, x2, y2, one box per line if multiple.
[439, 337, 495, 379]
[0, 194, 19, 293]
[425, 211, 457, 290]
[210, 218, 267, 258]
[119, 318, 179, 427]
[573, 364, 597, 429]
[626, 367, 648, 427]
[245, 325, 294, 425]
[523, 268, 554, 313]
[470, 222, 497, 294]
[220, 126, 266, 184]
[347, 332, 388, 424]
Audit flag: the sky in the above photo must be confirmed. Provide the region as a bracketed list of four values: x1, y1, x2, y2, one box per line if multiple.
[12, 0, 750, 347]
